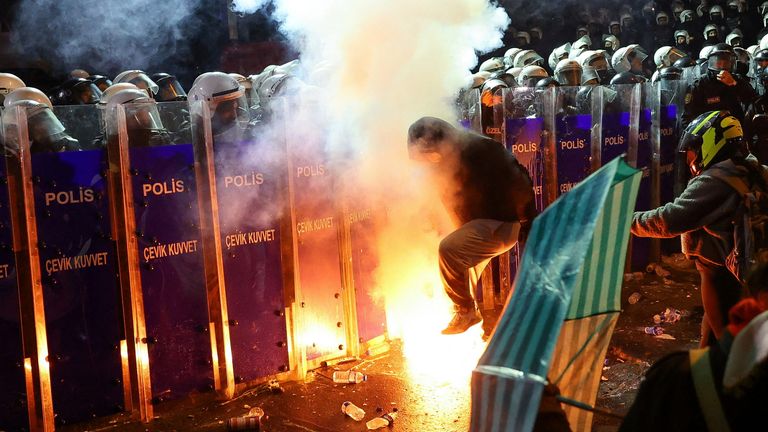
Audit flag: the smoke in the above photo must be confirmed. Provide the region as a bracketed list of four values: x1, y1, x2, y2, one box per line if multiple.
[11, 0, 211, 78]
[230, 0, 269, 14]
[235, 0, 508, 350]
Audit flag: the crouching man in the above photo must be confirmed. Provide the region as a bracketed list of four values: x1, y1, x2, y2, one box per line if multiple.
[407, 116, 538, 339]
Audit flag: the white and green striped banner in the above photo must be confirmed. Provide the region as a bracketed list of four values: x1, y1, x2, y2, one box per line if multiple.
[471, 156, 641, 432]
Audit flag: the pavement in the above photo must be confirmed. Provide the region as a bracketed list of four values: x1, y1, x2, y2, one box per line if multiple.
[59, 253, 702, 432]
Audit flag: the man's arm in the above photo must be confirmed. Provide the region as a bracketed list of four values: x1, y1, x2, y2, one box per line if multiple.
[632, 174, 737, 238]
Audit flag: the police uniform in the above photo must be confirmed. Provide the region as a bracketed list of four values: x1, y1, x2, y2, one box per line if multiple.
[681, 73, 757, 129]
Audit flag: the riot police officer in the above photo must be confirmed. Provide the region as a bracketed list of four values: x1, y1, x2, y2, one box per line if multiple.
[744, 66, 768, 163]
[682, 43, 758, 128]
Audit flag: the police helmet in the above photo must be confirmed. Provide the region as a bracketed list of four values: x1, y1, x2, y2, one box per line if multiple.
[707, 43, 736, 72]
[709, 5, 724, 20]
[503, 48, 523, 69]
[513, 50, 545, 69]
[114, 70, 159, 98]
[535, 77, 560, 91]
[489, 70, 518, 88]
[673, 56, 697, 69]
[659, 66, 683, 81]
[0, 73, 25, 105]
[704, 24, 719, 41]
[479, 57, 505, 73]
[679, 10, 695, 23]
[87, 75, 113, 92]
[726, 32, 743, 47]
[51, 78, 102, 105]
[654, 46, 687, 68]
[610, 71, 646, 85]
[554, 59, 582, 86]
[3, 87, 53, 109]
[761, 66, 768, 89]
[656, 11, 670, 26]
[518, 65, 548, 88]
[679, 111, 743, 176]
[675, 30, 692, 46]
[151, 73, 187, 102]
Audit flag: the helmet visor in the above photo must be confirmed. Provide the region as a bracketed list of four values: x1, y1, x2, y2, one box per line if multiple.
[124, 100, 163, 131]
[708, 52, 735, 72]
[28, 107, 67, 143]
[156, 78, 187, 102]
[557, 69, 582, 86]
[211, 94, 250, 136]
[73, 82, 103, 104]
[128, 74, 160, 97]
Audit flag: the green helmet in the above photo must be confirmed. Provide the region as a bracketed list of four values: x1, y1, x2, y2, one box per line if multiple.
[679, 111, 743, 176]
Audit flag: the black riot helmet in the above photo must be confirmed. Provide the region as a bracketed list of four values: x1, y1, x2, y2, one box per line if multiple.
[673, 56, 697, 69]
[659, 66, 683, 81]
[151, 73, 188, 102]
[755, 49, 768, 70]
[535, 77, 560, 91]
[489, 70, 518, 88]
[761, 66, 768, 90]
[87, 75, 112, 92]
[707, 43, 736, 73]
[51, 78, 102, 105]
[610, 71, 646, 85]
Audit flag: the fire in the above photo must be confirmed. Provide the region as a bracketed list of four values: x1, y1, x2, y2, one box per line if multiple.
[377, 219, 486, 390]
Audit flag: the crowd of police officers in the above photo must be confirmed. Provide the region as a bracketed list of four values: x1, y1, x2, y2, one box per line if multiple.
[2, 2, 768, 429]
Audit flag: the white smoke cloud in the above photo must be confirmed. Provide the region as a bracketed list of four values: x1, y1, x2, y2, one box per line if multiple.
[253, 0, 509, 341]
[230, 0, 270, 14]
[12, 0, 208, 76]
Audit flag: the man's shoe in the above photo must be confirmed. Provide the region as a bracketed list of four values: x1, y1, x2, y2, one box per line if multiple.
[441, 307, 482, 334]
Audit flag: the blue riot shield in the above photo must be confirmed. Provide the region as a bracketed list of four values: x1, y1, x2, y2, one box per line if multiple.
[551, 87, 594, 196]
[283, 98, 346, 363]
[0, 123, 26, 430]
[632, 84, 655, 270]
[212, 124, 290, 383]
[347, 198, 387, 348]
[32, 146, 123, 424]
[120, 101, 213, 402]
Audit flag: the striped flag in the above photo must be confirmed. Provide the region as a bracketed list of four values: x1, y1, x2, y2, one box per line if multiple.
[470, 156, 641, 432]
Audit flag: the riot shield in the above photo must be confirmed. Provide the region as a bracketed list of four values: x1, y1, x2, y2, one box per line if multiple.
[600, 84, 637, 166]
[109, 100, 214, 404]
[458, 88, 482, 132]
[549, 86, 594, 196]
[52, 104, 102, 150]
[1, 104, 58, 430]
[28, 105, 124, 424]
[631, 83, 656, 270]
[192, 97, 291, 384]
[657, 79, 687, 255]
[0, 106, 28, 431]
[480, 85, 506, 143]
[281, 94, 347, 365]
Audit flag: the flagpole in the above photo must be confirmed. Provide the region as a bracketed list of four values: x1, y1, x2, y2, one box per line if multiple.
[556, 395, 626, 420]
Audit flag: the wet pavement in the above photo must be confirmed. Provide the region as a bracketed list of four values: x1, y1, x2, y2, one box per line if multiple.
[59, 254, 702, 432]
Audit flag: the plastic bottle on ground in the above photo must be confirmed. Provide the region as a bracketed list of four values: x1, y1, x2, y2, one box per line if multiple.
[342, 401, 365, 421]
[644, 326, 664, 336]
[332, 370, 367, 384]
[366, 411, 398, 430]
[226, 416, 261, 431]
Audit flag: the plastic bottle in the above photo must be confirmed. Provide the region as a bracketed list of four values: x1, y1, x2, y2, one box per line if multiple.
[644, 326, 664, 336]
[627, 292, 642, 304]
[366, 411, 397, 430]
[332, 370, 367, 384]
[226, 416, 261, 431]
[341, 401, 366, 421]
